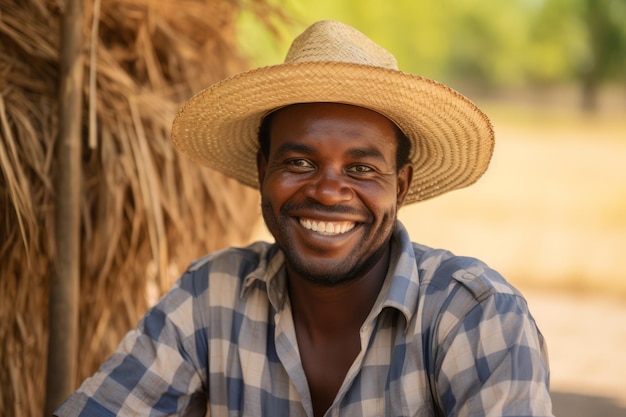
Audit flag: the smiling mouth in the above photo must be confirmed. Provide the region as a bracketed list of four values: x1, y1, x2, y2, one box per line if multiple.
[299, 218, 356, 235]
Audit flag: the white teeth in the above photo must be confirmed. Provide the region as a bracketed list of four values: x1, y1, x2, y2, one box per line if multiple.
[299, 218, 356, 235]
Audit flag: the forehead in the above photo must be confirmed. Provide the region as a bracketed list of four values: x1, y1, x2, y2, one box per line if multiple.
[266, 103, 399, 146]
[269, 102, 395, 127]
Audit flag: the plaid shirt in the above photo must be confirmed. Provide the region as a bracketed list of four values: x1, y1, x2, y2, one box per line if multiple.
[56, 222, 552, 416]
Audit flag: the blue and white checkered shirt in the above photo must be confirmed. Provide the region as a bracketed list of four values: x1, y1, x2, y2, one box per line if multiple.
[56, 222, 552, 416]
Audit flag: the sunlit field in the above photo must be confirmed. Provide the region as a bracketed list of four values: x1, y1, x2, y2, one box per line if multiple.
[399, 97, 626, 298]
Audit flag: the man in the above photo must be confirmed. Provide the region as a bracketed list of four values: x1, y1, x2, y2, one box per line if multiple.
[56, 20, 552, 416]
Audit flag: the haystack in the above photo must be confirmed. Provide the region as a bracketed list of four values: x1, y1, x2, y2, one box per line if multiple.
[0, 0, 282, 415]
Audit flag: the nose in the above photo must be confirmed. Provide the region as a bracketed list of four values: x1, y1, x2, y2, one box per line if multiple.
[303, 168, 353, 206]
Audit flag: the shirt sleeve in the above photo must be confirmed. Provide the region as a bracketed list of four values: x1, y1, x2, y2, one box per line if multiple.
[54, 271, 209, 416]
[435, 292, 553, 417]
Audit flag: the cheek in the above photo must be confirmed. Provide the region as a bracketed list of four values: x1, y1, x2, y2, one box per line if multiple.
[261, 177, 296, 217]
[263, 175, 312, 211]
[358, 182, 401, 213]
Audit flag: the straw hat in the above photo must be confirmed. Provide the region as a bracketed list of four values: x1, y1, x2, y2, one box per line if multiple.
[171, 20, 495, 204]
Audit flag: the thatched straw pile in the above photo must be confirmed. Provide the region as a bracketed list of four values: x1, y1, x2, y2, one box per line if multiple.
[0, 0, 282, 415]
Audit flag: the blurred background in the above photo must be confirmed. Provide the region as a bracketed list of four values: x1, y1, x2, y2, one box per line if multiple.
[242, 1, 626, 415]
[1, 0, 624, 415]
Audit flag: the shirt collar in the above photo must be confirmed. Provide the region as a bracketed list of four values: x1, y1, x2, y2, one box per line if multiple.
[364, 221, 421, 332]
[241, 221, 421, 329]
[241, 244, 288, 312]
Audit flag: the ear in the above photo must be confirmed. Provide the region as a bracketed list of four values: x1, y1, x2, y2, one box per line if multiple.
[396, 163, 413, 206]
[256, 151, 267, 186]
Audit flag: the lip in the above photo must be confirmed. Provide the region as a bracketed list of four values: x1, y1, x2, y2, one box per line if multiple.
[289, 207, 364, 223]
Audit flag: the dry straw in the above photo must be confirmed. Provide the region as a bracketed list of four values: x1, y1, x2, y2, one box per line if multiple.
[0, 0, 281, 415]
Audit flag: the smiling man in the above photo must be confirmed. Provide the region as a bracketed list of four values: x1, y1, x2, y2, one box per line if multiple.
[56, 21, 553, 417]
[258, 103, 411, 286]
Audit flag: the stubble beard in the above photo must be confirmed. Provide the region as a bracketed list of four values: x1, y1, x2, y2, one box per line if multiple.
[260, 199, 395, 286]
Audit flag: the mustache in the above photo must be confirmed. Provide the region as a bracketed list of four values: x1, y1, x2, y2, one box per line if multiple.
[279, 199, 365, 217]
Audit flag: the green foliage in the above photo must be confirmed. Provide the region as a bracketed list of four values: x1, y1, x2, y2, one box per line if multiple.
[236, 0, 626, 91]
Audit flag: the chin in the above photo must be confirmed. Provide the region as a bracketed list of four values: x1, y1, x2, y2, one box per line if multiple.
[285, 252, 374, 286]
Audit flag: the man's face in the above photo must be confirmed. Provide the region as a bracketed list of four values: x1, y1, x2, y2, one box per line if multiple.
[257, 103, 412, 285]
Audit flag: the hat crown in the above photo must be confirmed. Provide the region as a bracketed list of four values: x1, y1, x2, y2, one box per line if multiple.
[284, 20, 398, 70]
[172, 20, 495, 205]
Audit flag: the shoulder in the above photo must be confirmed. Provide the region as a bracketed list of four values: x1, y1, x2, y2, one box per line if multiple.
[187, 241, 274, 275]
[413, 242, 520, 301]
[411, 245, 552, 416]
[412, 242, 528, 337]
[176, 241, 276, 295]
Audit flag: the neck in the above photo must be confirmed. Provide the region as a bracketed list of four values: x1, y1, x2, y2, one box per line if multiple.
[287, 245, 391, 338]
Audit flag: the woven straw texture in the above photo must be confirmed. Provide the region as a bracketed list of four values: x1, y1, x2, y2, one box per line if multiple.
[172, 20, 495, 204]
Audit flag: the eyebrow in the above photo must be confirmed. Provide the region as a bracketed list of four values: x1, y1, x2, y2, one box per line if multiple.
[274, 142, 314, 157]
[345, 147, 386, 161]
[275, 142, 386, 160]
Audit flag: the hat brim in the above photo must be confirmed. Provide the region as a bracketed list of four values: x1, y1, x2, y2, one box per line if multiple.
[171, 61, 494, 204]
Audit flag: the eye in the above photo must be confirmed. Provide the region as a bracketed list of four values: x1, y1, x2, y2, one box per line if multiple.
[346, 164, 374, 174]
[287, 158, 315, 170]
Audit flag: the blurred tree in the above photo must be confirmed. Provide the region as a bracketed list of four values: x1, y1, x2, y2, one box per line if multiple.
[529, 0, 626, 110]
[237, 0, 626, 109]
[579, 0, 626, 110]
[526, 0, 584, 84]
[445, 0, 536, 87]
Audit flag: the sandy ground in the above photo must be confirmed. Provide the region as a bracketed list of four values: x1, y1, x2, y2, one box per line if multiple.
[524, 290, 626, 416]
